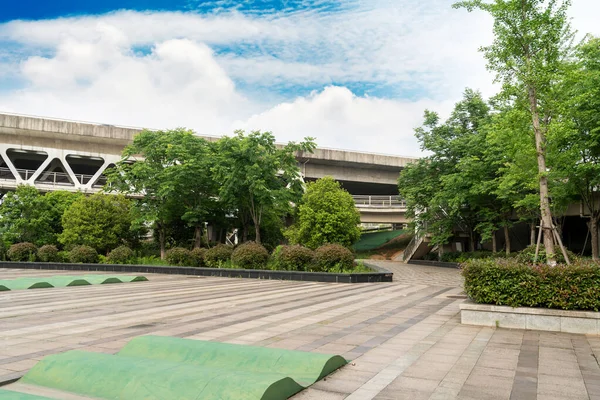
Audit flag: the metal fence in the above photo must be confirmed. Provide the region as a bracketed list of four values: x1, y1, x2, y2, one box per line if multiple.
[352, 195, 406, 208]
[0, 167, 107, 187]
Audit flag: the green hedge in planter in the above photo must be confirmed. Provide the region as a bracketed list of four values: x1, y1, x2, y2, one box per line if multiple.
[462, 258, 600, 311]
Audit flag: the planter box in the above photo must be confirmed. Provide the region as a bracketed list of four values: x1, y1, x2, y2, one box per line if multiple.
[460, 301, 600, 335]
[0, 261, 393, 284]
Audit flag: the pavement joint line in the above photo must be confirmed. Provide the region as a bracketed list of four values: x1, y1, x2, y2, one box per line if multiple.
[214, 283, 427, 343]
[343, 299, 460, 400]
[0, 280, 354, 337]
[296, 288, 455, 353]
[572, 336, 600, 398]
[0, 282, 320, 332]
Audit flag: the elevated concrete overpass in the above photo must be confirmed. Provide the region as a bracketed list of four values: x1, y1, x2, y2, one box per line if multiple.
[0, 113, 416, 223]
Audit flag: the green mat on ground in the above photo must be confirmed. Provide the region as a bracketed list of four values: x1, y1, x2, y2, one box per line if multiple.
[17, 337, 347, 400]
[0, 389, 51, 399]
[0, 275, 147, 291]
[353, 229, 407, 252]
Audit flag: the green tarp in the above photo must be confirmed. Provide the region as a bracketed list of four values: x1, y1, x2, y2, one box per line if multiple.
[0, 389, 51, 399]
[17, 337, 347, 400]
[0, 275, 147, 291]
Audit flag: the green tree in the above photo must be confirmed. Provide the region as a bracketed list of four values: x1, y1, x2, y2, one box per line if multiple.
[0, 185, 53, 246]
[59, 193, 134, 253]
[213, 130, 315, 244]
[107, 129, 216, 257]
[453, 0, 574, 264]
[555, 36, 600, 260]
[286, 177, 361, 249]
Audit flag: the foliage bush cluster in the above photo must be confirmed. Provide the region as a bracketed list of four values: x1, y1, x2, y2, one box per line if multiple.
[107, 246, 134, 264]
[37, 245, 60, 262]
[231, 242, 269, 269]
[68, 245, 99, 264]
[462, 258, 600, 311]
[273, 245, 315, 271]
[4, 240, 366, 273]
[204, 244, 234, 268]
[7, 242, 38, 262]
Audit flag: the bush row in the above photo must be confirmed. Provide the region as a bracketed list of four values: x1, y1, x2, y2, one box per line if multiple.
[462, 257, 600, 311]
[6, 241, 358, 272]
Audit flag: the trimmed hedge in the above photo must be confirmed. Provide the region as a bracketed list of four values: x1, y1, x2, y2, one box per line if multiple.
[69, 245, 99, 264]
[314, 244, 354, 272]
[7, 242, 38, 262]
[165, 247, 192, 266]
[37, 245, 59, 262]
[204, 244, 234, 268]
[190, 248, 207, 268]
[462, 258, 600, 311]
[273, 245, 315, 271]
[107, 246, 134, 264]
[231, 241, 269, 269]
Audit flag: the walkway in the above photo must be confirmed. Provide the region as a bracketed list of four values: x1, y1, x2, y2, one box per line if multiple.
[0, 264, 599, 399]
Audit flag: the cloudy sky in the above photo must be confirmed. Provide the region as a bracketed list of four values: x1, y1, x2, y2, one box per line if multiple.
[0, 1, 598, 156]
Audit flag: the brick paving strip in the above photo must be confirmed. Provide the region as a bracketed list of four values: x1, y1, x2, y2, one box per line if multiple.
[509, 331, 539, 400]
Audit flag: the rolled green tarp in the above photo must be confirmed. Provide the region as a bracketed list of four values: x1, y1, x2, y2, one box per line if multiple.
[118, 335, 347, 386]
[0, 275, 147, 291]
[0, 389, 52, 399]
[20, 350, 304, 400]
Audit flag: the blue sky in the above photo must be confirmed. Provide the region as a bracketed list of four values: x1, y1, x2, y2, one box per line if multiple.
[0, 0, 598, 155]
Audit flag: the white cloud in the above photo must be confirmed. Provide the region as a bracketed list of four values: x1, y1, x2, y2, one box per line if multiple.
[236, 86, 455, 156]
[0, 1, 599, 156]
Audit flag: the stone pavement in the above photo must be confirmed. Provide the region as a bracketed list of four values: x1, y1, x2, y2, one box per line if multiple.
[0, 264, 599, 399]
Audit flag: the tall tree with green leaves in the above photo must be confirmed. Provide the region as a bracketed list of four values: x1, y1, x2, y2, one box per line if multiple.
[555, 36, 600, 260]
[0, 185, 53, 246]
[107, 129, 216, 256]
[213, 130, 315, 244]
[453, 0, 574, 264]
[59, 193, 134, 253]
[286, 177, 361, 249]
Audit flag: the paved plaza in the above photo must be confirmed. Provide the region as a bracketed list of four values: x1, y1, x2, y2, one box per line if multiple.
[1, 262, 599, 399]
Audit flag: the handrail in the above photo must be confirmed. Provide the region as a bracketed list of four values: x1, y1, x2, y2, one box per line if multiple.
[352, 195, 406, 208]
[0, 167, 107, 187]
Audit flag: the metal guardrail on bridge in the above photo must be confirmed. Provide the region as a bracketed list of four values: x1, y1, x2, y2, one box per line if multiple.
[352, 195, 406, 208]
[0, 167, 107, 187]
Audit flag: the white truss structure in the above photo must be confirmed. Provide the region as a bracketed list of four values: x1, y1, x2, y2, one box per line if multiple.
[0, 144, 121, 193]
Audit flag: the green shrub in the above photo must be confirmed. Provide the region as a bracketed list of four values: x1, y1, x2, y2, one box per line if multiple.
[37, 245, 59, 262]
[273, 245, 315, 271]
[7, 242, 38, 262]
[231, 241, 269, 269]
[515, 245, 577, 265]
[204, 244, 234, 268]
[314, 244, 354, 272]
[190, 248, 207, 268]
[57, 250, 70, 263]
[107, 245, 134, 264]
[69, 245, 99, 264]
[462, 258, 600, 311]
[165, 247, 192, 266]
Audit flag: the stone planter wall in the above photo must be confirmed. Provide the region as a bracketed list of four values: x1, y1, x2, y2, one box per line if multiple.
[460, 301, 600, 335]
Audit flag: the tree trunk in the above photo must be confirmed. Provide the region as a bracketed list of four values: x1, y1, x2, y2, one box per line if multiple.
[492, 232, 497, 253]
[530, 222, 536, 246]
[591, 216, 599, 261]
[158, 224, 166, 260]
[194, 225, 202, 249]
[504, 225, 511, 256]
[254, 223, 261, 244]
[528, 86, 555, 265]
